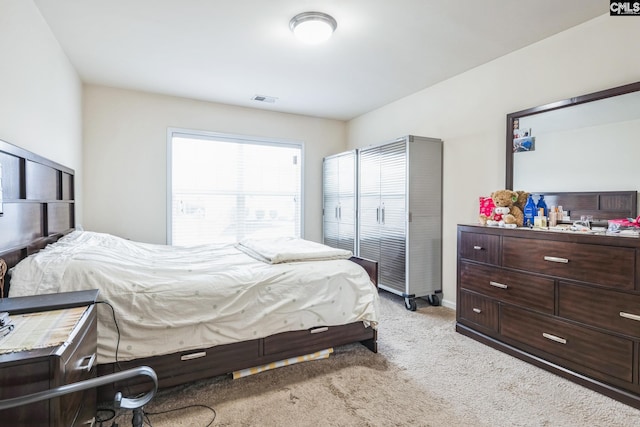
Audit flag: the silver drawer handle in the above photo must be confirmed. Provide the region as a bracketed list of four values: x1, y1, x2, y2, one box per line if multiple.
[542, 332, 567, 344]
[472, 308, 482, 314]
[310, 326, 329, 334]
[620, 312, 640, 322]
[77, 353, 96, 372]
[473, 245, 482, 250]
[489, 281, 508, 289]
[543, 256, 569, 263]
[181, 351, 207, 361]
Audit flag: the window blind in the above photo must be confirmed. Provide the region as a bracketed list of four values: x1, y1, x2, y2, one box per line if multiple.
[168, 130, 302, 245]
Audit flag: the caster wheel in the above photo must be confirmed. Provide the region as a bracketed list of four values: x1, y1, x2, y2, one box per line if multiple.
[427, 294, 440, 306]
[404, 297, 417, 311]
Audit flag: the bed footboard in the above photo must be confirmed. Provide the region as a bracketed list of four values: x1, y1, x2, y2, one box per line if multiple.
[97, 321, 376, 400]
[349, 256, 378, 288]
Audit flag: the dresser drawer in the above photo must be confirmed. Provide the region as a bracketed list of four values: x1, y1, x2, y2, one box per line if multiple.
[263, 322, 372, 356]
[501, 306, 633, 383]
[60, 308, 97, 427]
[559, 283, 640, 338]
[458, 290, 499, 332]
[0, 359, 50, 425]
[459, 231, 501, 265]
[459, 261, 554, 313]
[503, 237, 635, 290]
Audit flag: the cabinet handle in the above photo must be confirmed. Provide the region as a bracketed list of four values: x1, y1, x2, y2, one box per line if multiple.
[310, 326, 329, 334]
[473, 245, 483, 250]
[543, 256, 569, 264]
[489, 281, 508, 289]
[181, 351, 207, 361]
[542, 332, 567, 344]
[472, 308, 482, 314]
[78, 353, 96, 372]
[620, 311, 640, 322]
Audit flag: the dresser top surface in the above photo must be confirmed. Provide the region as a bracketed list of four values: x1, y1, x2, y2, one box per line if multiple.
[458, 224, 640, 248]
[0, 290, 99, 315]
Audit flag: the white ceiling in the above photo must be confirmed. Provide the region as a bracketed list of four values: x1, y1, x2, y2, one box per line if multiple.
[34, 0, 607, 121]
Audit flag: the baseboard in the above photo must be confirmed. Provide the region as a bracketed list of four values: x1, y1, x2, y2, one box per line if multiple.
[440, 298, 455, 310]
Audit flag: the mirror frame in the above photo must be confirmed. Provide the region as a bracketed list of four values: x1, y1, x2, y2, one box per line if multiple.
[505, 81, 640, 189]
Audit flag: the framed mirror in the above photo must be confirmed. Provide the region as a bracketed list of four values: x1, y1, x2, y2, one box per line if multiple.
[506, 81, 640, 194]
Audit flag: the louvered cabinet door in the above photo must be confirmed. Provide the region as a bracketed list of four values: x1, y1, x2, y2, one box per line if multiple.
[323, 221, 339, 249]
[337, 221, 356, 252]
[337, 151, 357, 252]
[378, 141, 407, 293]
[357, 146, 381, 261]
[323, 151, 357, 252]
[322, 155, 340, 247]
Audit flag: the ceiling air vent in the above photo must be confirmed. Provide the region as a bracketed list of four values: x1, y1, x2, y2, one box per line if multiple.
[251, 94, 277, 104]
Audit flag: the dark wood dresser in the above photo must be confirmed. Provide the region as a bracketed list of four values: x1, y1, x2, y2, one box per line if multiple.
[0, 290, 98, 426]
[456, 224, 640, 408]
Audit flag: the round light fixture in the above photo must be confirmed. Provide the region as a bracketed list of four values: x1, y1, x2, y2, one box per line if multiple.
[289, 11, 337, 44]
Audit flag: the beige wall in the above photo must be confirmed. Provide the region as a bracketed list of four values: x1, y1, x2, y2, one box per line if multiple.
[0, 0, 83, 220]
[82, 85, 346, 244]
[347, 14, 640, 308]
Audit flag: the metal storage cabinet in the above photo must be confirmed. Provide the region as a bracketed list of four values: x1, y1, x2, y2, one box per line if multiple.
[322, 150, 357, 252]
[358, 135, 442, 310]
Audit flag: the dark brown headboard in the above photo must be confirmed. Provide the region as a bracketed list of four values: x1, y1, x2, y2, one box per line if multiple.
[0, 139, 75, 296]
[535, 191, 637, 226]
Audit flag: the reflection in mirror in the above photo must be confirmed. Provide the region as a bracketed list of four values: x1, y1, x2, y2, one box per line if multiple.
[514, 91, 640, 191]
[506, 81, 640, 215]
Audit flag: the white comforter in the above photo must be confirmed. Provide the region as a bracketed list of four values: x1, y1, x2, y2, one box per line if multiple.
[9, 231, 379, 364]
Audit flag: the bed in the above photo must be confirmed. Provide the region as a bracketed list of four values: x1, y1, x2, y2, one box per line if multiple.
[0, 139, 379, 398]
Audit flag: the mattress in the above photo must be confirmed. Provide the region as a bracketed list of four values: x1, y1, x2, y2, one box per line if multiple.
[9, 231, 379, 364]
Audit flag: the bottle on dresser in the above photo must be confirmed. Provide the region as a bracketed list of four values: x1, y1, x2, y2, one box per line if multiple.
[534, 208, 547, 228]
[549, 205, 558, 227]
[536, 195, 548, 217]
[524, 195, 536, 227]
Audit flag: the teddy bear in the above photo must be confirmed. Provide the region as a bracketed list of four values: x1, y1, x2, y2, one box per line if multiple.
[479, 189, 526, 227]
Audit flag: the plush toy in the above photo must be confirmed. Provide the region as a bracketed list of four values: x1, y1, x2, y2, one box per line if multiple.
[514, 190, 529, 214]
[479, 189, 526, 227]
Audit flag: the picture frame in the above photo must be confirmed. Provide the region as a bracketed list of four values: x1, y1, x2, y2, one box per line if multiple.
[513, 136, 535, 152]
[513, 128, 534, 152]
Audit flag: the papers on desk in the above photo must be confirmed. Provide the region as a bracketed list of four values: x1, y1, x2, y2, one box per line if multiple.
[0, 311, 14, 339]
[0, 307, 86, 354]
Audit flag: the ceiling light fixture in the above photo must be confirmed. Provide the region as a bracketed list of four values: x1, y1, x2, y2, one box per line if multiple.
[289, 11, 337, 45]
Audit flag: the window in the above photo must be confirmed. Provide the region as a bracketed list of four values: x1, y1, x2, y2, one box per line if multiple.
[168, 129, 303, 245]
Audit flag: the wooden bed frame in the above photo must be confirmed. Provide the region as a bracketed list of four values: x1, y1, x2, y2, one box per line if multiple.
[0, 139, 75, 286]
[0, 139, 378, 400]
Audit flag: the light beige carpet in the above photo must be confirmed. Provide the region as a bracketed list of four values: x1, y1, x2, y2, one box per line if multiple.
[105, 292, 640, 426]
